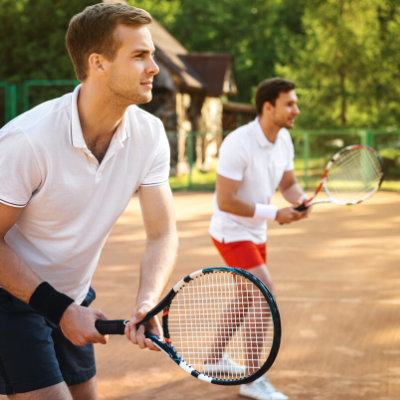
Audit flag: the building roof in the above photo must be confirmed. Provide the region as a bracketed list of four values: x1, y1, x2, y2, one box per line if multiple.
[179, 53, 238, 96]
[147, 21, 206, 91]
[223, 101, 256, 114]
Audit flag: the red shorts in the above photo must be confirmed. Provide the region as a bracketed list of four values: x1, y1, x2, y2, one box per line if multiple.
[211, 237, 267, 270]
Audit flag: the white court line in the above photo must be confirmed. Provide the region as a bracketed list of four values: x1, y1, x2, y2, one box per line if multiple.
[274, 277, 400, 283]
[278, 297, 400, 305]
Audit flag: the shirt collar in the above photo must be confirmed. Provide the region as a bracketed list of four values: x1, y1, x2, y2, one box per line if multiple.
[254, 118, 274, 148]
[109, 114, 129, 151]
[69, 85, 130, 149]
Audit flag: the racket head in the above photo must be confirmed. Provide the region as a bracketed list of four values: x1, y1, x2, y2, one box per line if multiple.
[163, 267, 281, 385]
[323, 145, 384, 205]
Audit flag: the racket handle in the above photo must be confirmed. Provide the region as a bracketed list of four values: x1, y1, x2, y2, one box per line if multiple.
[279, 202, 309, 225]
[294, 202, 309, 212]
[95, 319, 128, 335]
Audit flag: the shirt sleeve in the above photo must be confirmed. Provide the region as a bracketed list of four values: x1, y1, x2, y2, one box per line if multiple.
[140, 120, 170, 187]
[0, 129, 42, 207]
[216, 135, 247, 181]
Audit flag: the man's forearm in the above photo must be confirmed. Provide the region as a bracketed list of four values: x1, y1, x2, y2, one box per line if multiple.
[136, 232, 178, 306]
[281, 182, 308, 205]
[218, 195, 255, 217]
[0, 239, 42, 303]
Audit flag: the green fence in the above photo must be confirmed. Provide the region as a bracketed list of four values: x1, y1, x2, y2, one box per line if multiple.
[167, 131, 227, 191]
[291, 128, 400, 191]
[1, 80, 79, 125]
[169, 129, 400, 192]
[23, 80, 79, 112]
[1, 80, 399, 192]
[0, 83, 17, 126]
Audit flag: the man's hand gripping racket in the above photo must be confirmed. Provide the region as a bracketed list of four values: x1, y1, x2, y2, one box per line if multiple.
[95, 267, 281, 385]
[296, 144, 384, 211]
[125, 302, 163, 351]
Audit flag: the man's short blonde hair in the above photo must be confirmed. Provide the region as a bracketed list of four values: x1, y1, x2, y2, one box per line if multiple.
[66, 3, 152, 81]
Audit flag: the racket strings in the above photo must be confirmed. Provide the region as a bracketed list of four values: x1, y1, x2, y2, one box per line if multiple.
[168, 272, 274, 381]
[325, 148, 383, 202]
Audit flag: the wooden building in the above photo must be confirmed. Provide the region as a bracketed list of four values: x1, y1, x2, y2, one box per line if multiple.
[145, 21, 238, 175]
[222, 101, 257, 131]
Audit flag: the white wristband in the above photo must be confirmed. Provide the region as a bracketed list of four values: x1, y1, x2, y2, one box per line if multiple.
[254, 203, 278, 220]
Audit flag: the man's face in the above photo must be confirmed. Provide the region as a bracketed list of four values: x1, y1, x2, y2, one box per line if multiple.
[106, 25, 159, 105]
[270, 90, 300, 129]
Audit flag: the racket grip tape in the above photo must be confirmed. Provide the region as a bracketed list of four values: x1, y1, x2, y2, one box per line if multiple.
[294, 202, 309, 212]
[279, 202, 309, 225]
[95, 319, 127, 335]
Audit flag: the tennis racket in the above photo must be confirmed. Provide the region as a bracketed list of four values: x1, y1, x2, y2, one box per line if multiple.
[296, 144, 384, 211]
[95, 267, 281, 385]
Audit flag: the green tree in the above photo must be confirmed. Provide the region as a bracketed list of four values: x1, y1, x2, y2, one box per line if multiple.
[0, 0, 97, 83]
[1, 0, 400, 131]
[0, 0, 96, 119]
[276, 0, 400, 129]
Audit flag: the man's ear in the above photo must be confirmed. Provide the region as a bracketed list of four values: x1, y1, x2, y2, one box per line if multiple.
[262, 101, 274, 115]
[88, 53, 107, 78]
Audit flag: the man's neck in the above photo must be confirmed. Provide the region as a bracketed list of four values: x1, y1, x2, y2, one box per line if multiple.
[258, 116, 281, 144]
[77, 83, 127, 144]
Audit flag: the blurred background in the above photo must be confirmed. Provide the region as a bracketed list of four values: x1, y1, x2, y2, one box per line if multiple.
[1, 0, 399, 191]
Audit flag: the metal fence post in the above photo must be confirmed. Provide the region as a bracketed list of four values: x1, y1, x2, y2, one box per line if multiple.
[188, 132, 193, 190]
[304, 132, 310, 189]
[23, 82, 29, 112]
[23, 80, 80, 112]
[4, 85, 10, 123]
[360, 130, 367, 146]
[366, 131, 372, 147]
[9, 85, 17, 120]
[0, 83, 10, 123]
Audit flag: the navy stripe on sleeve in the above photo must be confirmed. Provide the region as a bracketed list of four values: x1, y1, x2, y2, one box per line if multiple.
[0, 198, 26, 208]
[140, 179, 169, 187]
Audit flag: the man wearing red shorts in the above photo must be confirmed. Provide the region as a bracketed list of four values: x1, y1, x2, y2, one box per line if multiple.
[209, 78, 310, 400]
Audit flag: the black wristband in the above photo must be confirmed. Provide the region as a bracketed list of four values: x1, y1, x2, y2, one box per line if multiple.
[29, 282, 75, 325]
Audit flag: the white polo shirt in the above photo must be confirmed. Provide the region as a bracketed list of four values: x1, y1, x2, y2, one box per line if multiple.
[209, 118, 294, 244]
[0, 85, 170, 304]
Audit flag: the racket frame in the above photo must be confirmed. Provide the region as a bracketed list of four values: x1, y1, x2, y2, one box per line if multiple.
[298, 144, 385, 210]
[95, 267, 281, 386]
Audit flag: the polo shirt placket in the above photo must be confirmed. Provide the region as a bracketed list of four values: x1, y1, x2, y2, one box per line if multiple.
[69, 93, 130, 182]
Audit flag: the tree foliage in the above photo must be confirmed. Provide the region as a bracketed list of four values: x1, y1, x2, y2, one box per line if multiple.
[0, 0, 400, 129]
[0, 0, 95, 83]
[276, 0, 400, 128]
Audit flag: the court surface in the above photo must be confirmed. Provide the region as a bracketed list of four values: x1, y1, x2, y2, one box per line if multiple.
[1, 191, 398, 400]
[92, 191, 399, 400]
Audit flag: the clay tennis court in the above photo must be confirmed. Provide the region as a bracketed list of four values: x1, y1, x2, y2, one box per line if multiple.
[1, 191, 396, 400]
[87, 190, 399, 400]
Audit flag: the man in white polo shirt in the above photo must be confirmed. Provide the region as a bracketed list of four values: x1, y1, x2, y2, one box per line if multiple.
[0, 3, 178, 399]
[208, 78, 310, 400]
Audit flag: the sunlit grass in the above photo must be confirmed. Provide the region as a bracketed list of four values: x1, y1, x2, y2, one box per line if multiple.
[169, 159, 400, 192]
[381, 181, 400, 191]
[169, 165, 217, 191]
[169, 175, 190, 191]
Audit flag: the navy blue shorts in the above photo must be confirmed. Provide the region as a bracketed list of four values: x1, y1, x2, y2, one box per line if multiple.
[0, 287, 97, 395]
